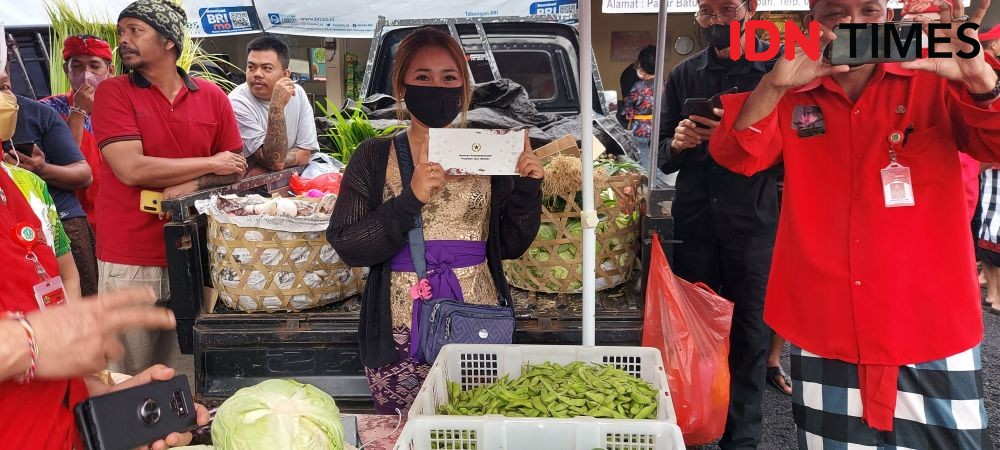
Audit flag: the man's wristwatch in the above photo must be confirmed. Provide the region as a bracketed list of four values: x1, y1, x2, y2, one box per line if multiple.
[969, 72, 1000, 103]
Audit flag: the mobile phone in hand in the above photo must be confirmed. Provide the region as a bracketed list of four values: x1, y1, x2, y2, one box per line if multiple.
[824, 22, 919, 66]
[682, 98, 720, 129]
[12, 141, 35, 156]
[75, 375, 197, 450]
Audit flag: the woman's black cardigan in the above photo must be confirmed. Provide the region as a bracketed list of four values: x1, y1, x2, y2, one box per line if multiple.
[326, 135, 542, 369]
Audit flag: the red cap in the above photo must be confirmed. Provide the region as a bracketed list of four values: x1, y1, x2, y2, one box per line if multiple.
[980, 24, 1000, 42]
[902, 0, 953, 15]
[62, 36, 113, 62]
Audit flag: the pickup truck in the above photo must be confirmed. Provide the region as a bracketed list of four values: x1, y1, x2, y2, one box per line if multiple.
[168, 14, 673, 407]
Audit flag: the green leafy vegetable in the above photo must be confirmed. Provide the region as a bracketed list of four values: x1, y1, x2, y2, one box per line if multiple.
[529, 248, 551, 262]
[212, 379, 344, 450]
[537, 223, 558, 241]
[557, 243, 577, 261]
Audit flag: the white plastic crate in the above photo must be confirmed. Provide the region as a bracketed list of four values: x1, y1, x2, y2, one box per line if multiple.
[409, 344, 676, 423]
[393, 415, 685, 450]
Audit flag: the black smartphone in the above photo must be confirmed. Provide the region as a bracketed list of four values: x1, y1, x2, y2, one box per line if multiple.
[75, 375, 198, 450]
[824, 22, 919, 66]
[12, 141, 35, 156]
[682, 98, 719, 129]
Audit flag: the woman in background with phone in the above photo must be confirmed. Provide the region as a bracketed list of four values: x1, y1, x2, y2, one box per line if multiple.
[327, 27, 543, 414]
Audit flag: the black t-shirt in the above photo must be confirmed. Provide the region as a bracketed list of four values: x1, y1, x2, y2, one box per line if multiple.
[11, 95, 87, 220]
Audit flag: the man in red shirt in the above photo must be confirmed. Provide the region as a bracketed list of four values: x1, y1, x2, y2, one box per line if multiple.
[91, 0, 247, 375]
[38, 35, 114, 298]
[710, 0, 1000, 446]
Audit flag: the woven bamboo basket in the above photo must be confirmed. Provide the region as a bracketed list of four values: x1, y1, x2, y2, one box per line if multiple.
[203, 197, 367, 313]
[504, 136, 645, 294]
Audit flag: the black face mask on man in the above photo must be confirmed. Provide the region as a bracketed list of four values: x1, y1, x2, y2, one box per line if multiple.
[702, 19, 745, 50]
[403, 84, 464, 128]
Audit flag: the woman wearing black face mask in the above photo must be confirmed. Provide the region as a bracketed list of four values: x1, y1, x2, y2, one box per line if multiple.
[326, 27, 543, 414]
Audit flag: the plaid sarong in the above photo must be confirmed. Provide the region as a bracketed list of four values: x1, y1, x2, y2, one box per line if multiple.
[790, 344, 993, 449]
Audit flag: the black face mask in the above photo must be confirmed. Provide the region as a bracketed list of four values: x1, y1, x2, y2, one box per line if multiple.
[403, 84, 464, 128]
[702, 21, 744, 50]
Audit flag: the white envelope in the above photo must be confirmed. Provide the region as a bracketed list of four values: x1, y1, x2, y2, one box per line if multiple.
[428, 128, 524, 176]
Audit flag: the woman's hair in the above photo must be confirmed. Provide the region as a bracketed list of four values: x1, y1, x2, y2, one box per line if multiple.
[391, 26, 471, 126]
[638, 45, 656, 75]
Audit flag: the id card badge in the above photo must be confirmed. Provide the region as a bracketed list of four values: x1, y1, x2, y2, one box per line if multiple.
[33, 276, 67, 310]
[881, 162, 915, 208]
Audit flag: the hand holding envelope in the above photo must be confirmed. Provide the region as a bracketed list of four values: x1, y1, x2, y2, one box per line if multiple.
[428, 128, 542, 178]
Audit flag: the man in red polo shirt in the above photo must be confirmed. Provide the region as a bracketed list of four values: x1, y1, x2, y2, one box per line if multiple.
[710, 0, 1000, 447]
[92, 0, 247, 375]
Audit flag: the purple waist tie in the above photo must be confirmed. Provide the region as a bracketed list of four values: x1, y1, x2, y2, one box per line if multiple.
[390, 240, 488, 359]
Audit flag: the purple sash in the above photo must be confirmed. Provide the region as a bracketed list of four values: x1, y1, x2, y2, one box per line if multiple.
[391, 240, 487, 358]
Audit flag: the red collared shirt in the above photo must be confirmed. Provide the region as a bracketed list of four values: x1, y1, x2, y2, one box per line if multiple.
[711, 62, 1000, 365]
[92, 69, 243, 267]
[0, 168, 88, 450]
[710, 62, 1000, 429]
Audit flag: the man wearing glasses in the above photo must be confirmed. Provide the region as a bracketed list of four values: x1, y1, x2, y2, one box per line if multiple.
[655, 0, 781, 448]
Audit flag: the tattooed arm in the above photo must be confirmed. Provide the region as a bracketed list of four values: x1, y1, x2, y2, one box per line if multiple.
[253, 78, 296, 171]
[254, 102, 289, 171]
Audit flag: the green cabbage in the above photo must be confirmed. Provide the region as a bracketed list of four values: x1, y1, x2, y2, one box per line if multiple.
[551, 266, 570, 280]
[537, 223, 558, 241]
[529, 248, 551, 262]
[212, 379, 344, 450]
[615, 213, 632, 229]
[566, 219, 583, 238]
[569, 280, 583, 291]
[173, 447, 214, 450]
[557, 243, 577, 261]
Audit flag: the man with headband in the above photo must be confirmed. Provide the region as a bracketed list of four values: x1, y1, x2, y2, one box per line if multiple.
[710, 0, 999, 446]
[91, 0, 246, 375]
[37, 35, 114, 298]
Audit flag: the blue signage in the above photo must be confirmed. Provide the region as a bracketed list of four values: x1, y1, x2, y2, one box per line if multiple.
[199, 7, 261, 35]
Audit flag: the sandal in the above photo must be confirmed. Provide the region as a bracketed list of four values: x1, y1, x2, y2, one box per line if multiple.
[767, 365, 792, 395]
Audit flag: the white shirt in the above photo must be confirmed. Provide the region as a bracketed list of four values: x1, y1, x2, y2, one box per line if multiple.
[228, 82, 320, 158]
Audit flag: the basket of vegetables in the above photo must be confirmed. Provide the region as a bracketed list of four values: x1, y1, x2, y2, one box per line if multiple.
[504, 139, 644, 294]
[197, 194, 367, 313]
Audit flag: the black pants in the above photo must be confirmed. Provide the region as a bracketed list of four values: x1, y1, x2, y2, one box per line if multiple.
[672, 233, 774, 450]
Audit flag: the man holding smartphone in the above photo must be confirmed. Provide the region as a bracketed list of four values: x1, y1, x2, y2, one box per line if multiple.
[655, 0, 781, 447]
[710, 0, 1000, 447]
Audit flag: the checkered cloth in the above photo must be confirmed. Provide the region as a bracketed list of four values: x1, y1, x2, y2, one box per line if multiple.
[790, 344, 993, 449]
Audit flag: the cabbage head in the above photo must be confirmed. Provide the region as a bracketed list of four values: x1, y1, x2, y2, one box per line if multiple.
[212, 379, 343, 450]
[537, 223, 558, 241]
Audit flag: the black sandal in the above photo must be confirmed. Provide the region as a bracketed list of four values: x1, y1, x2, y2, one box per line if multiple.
[767, 365, 792, 395]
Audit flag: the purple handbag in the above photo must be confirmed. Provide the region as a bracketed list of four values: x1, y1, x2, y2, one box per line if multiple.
[394, 133, 515, 364]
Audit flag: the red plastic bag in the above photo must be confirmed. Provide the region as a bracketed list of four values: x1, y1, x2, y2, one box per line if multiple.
[642, 233, 735, 445]
[290, 172, 342, 196]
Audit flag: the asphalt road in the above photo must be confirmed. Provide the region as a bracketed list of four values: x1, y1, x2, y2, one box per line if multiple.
[705, 297, 1000, 450]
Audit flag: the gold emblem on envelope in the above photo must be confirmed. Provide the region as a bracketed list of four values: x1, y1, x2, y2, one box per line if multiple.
[472, 143, 482, 152]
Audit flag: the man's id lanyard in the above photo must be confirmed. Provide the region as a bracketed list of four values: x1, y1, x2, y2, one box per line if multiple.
[12, 222, 66, 309]
[881, 130, 915, 208]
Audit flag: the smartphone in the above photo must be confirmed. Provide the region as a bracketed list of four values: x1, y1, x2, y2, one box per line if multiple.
[12, 141, 35, 156]
[824, 22, 919, 66]
[75, 375, 197, 450]
[682, 98, 719, 129]
[140, 190, 164, 215]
